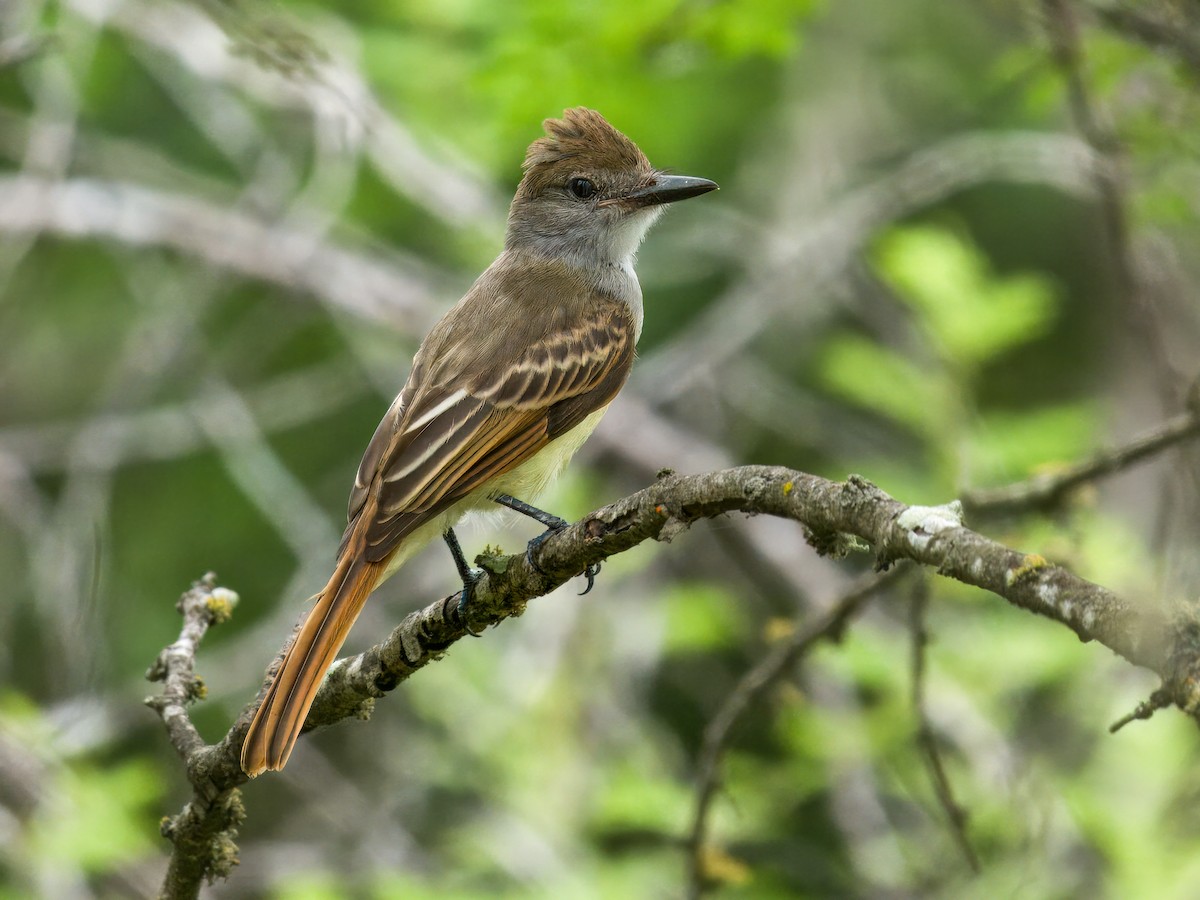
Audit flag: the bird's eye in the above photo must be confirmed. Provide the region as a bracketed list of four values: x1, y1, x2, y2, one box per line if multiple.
[568, 177, 596, 200]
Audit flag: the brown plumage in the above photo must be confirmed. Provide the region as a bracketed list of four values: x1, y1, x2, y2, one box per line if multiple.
[240, 109, 716, 776]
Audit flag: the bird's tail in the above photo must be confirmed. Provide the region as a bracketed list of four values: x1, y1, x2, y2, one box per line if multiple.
[241, 552, 382, 776]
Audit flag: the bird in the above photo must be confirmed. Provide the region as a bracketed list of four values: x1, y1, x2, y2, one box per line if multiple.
[240, 107, 718, 776]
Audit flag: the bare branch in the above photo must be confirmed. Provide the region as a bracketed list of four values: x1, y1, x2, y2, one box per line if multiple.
[962, 408, 1200, 515]
[909, 576, 980, 874]
[211, 466, 1196, 759]
[67, 0, 503, 228]
[0, 33, 54, 70]
[1042, 0, 1186, 395]
[0, 361, 364, 473]
[147, 573, 245, 899]
[1092, 3, 1200, 75]
[272, 466, 1199, 740]
[684, 568, 907, 899]
[146, 574, 235, 763]
[0, 174, 446, 329]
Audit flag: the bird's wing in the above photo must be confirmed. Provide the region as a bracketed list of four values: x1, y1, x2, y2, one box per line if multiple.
[346, 299, 635, 563]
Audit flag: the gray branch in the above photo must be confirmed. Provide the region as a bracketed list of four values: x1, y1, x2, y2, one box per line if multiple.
[0, 174, 446, 329]
[146, 574, 244, 899]
[1092, 3, 1200, 75]
[962, 408, 1200, 515]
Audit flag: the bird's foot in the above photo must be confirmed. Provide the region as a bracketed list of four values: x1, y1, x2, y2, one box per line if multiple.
[456, 568, 485, 636]
[525, 526, 602, 596]
[444, 527, 486, 635]
[456, 567, 484, 613]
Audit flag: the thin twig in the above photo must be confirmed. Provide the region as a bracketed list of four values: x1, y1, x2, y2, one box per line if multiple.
[962, 409, 1200, 515]
[1092, 3, 1200, 75]
[1042, 0, 1185, 394]
[147, 574, 245, 899]
[909, 576, 981, 874]
[145, 573, 234, 759]
[0, 34, 54, 70]
[684, 567, 907, 899]
[0, 174, 445, 329]
[1109, 687, 1173, 733]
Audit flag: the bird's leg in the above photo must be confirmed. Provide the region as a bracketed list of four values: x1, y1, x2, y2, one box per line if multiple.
[443, 528, 484, 625]
[492, 493, 601, 595]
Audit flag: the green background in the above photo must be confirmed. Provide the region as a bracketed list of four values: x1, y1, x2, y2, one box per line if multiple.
[2, 0, 1200, 896]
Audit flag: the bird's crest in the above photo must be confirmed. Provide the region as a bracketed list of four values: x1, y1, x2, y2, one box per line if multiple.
[520, 108, 651, 191]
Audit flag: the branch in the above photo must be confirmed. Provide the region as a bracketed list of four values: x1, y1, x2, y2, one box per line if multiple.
[157, 466, 1200, 892]
[246, 466, 1200, 747]
[909, 576, 980, 874]
[0, 174, 445, 329]
[0, 361, 364, 474]
[1042, 0, 1187, 395]
[684, 567, 908, 899]
[0, 34, 53, 70]
[962, 407, 1200, 515]
[71, 0, 503, 228]
[146, 574, 245, 899]
[1092, 3, 1200, 75]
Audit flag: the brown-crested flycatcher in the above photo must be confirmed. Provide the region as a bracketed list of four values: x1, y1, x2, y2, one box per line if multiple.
[241, 107, 717, 776]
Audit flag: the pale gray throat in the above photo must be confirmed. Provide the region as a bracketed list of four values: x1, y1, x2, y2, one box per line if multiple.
[505, 210, 659, 341]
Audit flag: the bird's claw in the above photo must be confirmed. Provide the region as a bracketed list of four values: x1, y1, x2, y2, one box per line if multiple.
[524, 528, 556, 577]
[525, 527, 601, 595]
[579, 561, 601, 595]
[456, 568, 485, 636]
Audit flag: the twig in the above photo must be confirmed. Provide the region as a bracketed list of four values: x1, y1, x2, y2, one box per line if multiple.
[962, 409, 1200, 515]
[0, 174, 445, 329]
[146, 573, 244, 899]
[0, 360, 364, 474]
[909, 576, 981, 874]
[1042, 0, 1185, 394]
[1092, 3, 1200, 75]
[1110, 687, 1172, 733]
[0, 34, 54, 70]
[684, 567, 907, 899]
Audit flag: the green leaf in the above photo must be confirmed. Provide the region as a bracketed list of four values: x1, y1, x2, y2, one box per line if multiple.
[966, 402, 1098, 485]
[875, 225, 1058, 368]
[817, 332, 955, 436]
[27, 760, 161, 872]
[592, 761, 692, 832]
[663, 582, 746, 652]
[686, 0, 820, 59]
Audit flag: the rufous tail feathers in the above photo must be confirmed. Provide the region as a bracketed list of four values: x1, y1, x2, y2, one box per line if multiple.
[241, 553, 382, 776]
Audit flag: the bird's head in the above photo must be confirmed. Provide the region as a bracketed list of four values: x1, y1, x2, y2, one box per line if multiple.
[506, 107, 717, 265]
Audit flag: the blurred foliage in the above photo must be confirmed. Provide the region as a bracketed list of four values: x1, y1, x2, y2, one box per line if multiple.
[819, 223, 1089, 493]
[2, 0, 1200, 897]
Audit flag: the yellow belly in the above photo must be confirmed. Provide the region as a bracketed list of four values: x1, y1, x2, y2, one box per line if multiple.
[485, 405, 609, 502]
[378, 405, 609, 582]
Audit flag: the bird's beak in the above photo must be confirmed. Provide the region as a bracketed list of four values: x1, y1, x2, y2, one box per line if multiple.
[616, 174, 719, 209]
